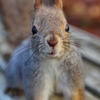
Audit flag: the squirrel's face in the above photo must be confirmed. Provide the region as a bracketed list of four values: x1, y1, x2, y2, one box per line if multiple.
[31, 7, 70, 58]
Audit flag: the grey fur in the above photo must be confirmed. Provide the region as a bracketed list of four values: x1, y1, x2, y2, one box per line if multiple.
[5, 0, 85, 100]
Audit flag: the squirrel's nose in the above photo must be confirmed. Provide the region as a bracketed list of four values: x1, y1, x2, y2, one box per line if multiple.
[47, 39, 58, 47]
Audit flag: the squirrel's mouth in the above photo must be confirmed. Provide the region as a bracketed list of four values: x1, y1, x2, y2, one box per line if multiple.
[40, 51, 63, 58]
[47, 48, 57, 55]
[48, 52, 56, 55]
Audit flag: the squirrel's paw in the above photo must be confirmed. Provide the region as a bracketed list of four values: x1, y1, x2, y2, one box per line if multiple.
[5, 87, 24, 97]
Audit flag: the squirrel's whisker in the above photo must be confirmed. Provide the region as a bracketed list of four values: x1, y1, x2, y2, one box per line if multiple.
[3, 46, 36, 72]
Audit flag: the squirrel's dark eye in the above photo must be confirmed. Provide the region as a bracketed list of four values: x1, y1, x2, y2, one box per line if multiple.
[32, 26, 38, 35]
[66, 25, 70, 32]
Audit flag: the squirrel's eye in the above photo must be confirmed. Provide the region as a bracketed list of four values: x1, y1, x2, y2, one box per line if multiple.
[32, 26, 38, 35]
[65, 25, 70, 32]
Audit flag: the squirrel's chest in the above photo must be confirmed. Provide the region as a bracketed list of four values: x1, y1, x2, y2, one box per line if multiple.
[42, 59, 61, 77]
[41, 59, 67, 93]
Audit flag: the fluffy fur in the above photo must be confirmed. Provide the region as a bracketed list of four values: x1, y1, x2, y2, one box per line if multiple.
[5, 0, 85, 100]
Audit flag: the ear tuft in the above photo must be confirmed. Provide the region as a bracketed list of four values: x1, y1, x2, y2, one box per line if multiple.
[54, 0, 63, 9]
[34, 0, 42, 10]
[34, 0, 63, 10]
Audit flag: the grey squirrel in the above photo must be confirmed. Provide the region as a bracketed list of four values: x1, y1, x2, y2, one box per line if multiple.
[5, 0, 85, 100]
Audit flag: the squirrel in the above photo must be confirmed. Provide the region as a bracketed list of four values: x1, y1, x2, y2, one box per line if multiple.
[5, 0, 85, 100]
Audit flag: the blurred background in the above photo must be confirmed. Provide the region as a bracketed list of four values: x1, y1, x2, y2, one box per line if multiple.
[0, 0, 100, 100]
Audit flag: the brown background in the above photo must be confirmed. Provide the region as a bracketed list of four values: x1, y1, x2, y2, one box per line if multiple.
[0, 0, 100, 46]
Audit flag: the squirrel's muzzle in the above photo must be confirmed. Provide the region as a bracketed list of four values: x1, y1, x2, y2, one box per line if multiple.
[47, 32, 59, 48]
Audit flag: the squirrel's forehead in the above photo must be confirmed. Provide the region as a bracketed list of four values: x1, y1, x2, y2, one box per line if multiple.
[34, 8, 67, 26]
[34, 15, 67, 28]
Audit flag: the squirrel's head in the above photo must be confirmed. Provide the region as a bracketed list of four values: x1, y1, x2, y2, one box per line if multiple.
[31, 0, 70, 58]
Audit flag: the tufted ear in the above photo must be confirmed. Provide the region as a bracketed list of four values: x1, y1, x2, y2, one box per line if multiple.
[54, 0, 63, 9]
[34, 0, 63, 10]
[34, 0, 42, 10]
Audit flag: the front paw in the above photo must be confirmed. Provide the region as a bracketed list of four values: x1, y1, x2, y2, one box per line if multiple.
[5, 87, 24, 97]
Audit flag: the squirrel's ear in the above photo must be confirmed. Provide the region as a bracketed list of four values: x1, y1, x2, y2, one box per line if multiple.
[54, 0, 63, 9]
[34, 0, 42, 10]
[34, 0, 63, 10]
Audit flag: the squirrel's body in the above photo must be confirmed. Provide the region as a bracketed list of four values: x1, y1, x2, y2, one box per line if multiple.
[5, 0, 85, 100]
[23, 42, 84, 100]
